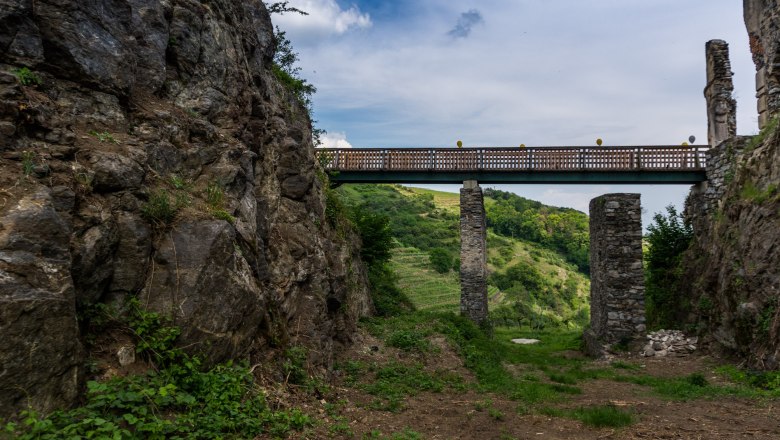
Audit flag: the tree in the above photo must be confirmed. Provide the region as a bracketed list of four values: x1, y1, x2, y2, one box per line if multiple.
[644, 205, 693, 328]
[349, 205, 393, 267]
[429, 248, 453, 274]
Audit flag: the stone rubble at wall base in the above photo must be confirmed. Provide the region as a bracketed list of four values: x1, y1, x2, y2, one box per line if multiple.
[641, 330, 698, 357]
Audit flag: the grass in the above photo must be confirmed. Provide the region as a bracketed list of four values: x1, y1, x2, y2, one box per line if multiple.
[141, 189, 179, 226]
[740, 180, 778, 204]
[541, 404, 634, 428]
[88, 130, 119, 144]
[355, 309, 780, 427]
[355, 361, 465, 412]
[21, 150, 35, 176]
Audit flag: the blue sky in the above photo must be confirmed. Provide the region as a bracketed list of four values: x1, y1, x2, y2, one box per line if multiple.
[273, 1, 757, 228]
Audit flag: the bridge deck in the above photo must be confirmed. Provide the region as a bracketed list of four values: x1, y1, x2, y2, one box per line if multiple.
[316, 146, 709, 184]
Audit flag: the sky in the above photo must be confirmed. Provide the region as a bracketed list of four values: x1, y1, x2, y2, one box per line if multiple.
[272, 0, 758, 228]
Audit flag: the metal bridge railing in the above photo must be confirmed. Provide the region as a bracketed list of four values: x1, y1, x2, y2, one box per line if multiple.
[315, 146, 709, 173]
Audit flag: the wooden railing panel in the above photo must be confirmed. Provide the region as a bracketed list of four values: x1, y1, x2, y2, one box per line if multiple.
[315, 146, 708, 174]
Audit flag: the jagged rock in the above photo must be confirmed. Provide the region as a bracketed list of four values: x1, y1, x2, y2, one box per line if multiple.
[144, 220, 267, 362]
[116, 345, 135, 367]
[107, 212, 151, 301]
[71, 221, 118, 306]
[0, 188, 82, 416]
[0, 0, 372, 418]
[89, 151, 145, 192]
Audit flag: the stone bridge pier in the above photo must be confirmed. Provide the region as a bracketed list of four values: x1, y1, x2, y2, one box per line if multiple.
[460, 180, 489, 325]
[458, 187, 648, 341]
[584, 193, 646, 356]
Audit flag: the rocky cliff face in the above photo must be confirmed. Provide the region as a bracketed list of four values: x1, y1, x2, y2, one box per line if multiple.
[680, 0, 780, 370]
[0, 0, 372, 417]
[683, 132, 780, 369]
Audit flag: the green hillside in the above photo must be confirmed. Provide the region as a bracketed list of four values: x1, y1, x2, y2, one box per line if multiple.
[336, 184, 591, 328]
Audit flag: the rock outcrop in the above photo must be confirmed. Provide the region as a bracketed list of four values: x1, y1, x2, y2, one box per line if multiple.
[681, 0, 780, 371]
[683, 131, 780, 369]
[0, 0, 372, 417]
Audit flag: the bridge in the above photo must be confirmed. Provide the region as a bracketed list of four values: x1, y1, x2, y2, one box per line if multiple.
[316, 145, 710, 184]
[311, 39, 745, 357]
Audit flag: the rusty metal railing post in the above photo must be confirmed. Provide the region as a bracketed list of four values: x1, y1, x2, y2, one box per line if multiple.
[635, 148, 642, 169]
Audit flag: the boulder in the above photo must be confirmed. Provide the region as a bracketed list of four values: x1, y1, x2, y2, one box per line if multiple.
[0, 188, 82, 416]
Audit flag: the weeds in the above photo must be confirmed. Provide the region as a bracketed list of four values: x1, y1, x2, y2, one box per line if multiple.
[14, 67, 41, 86]
[169, 174, 190, 190]
[21, 150, 35, 176]
[74, 172, 94, 193]
[542, 404, 634, 428]
[386, 329, 431, 353]
[746, 114, 779, 152]
[283, 346, 308, 385]
[204, 181, 235, 222]
[141, 189, 179, 227]
[88, 130, 119, 144]
[4, 299, 312, 439]
[740, 181, 778, 204]
[353, 361, 463, 412]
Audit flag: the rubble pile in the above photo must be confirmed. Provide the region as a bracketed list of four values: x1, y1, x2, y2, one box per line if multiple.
[641, 330, 697, 357]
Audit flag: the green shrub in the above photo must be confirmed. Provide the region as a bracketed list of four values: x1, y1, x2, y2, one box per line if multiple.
[14, 67, 41, 86]
[141, 189, 179, 226]
[429, 247, 454, 273]
[644, 205, 693, 328]
[368, 264, 415, 317]
[4, 299, 313, 439]
[283, 346, 308, 385]
[386, 329, 431, 352]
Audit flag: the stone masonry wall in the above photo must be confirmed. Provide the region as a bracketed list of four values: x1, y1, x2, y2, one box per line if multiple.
[704, 40, 737, 146]
[460, 181, 488, 324]
[685, 136, 750, 226]
[587, 194, 645, 347]
[744, 0, 780, 127]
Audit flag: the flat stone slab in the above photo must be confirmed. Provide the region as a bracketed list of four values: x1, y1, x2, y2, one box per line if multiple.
[511, 338, 540, 345]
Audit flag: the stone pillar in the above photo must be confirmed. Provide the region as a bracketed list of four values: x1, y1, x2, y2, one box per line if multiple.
[704, 40, 737, 147]
[460, 180, 488, 325]
[584, 194, 645, 356]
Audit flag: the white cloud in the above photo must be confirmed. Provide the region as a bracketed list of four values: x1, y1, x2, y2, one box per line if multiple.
[273, 0, 371, 43]
[320, 131, 353, 149]
[276, 0, 755, 219]
[539, 188, 609, 213]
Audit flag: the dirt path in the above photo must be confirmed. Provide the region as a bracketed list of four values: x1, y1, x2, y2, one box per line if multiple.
[286, 331, 779, 440]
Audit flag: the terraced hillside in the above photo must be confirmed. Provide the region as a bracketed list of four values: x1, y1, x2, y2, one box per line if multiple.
[337, 184, 591, 328]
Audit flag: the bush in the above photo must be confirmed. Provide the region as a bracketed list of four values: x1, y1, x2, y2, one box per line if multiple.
[368, 264, 415, 317]
[644, 205, 693, 328]
[350, 205, 393, 267]
[4, 300, 312, 439]
[428, 248, 454, 274]
[14, 67, 41, 86]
